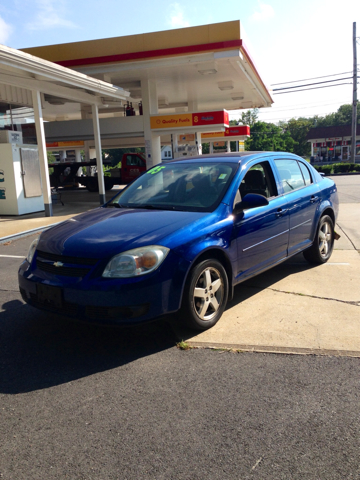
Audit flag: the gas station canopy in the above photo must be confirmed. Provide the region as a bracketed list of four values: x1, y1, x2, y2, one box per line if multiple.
[22, 21, 273, 120]
[0, 44, 129, 109]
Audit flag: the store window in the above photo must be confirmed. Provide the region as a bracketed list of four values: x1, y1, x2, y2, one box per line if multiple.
[334, 145, 342, 160]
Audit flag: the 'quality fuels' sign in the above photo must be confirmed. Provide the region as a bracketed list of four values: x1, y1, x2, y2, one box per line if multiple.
[150, 110, 229, 130]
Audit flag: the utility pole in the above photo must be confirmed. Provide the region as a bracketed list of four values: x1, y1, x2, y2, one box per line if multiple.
[350, 22, 357, 164]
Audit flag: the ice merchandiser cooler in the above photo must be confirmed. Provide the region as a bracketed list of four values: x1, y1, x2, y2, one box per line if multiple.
[0, 134, 44, 215]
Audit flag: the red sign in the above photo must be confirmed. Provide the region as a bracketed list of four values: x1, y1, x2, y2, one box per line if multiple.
[225, 126, 250, 137]
[192, 110, 229, 127]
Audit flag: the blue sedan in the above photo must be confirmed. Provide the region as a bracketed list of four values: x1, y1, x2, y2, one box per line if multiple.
[18, 152, 339, 330]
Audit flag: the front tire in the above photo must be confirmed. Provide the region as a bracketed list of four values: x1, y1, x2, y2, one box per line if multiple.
[303, 215, 334, 264]
[180, 259, 228, 331]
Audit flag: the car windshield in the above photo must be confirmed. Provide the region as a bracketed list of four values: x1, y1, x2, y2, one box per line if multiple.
[108, 162, 238, 212]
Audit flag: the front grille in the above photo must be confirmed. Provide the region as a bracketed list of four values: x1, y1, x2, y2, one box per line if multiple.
[36, 250, 99, 277]
[37, 250, 98, 265]
[36, 259, 91, 277]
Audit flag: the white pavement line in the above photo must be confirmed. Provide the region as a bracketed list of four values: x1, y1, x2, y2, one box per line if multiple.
[0, 254, 25, 259]
[326, 263, 350, 265]
[287, 262, 350, 265]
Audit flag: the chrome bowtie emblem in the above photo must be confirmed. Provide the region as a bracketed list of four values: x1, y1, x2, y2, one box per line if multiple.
[53, 261, 64, 267]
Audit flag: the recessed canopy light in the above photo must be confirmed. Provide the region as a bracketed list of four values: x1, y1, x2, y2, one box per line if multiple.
[198, 69, 218, 75]
[218, 81, 234, 91]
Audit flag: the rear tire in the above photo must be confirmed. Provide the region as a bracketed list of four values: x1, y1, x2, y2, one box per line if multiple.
[86, 180, 99, 192]
[303, 215, 334, 264]
[180, 259, 228, 331]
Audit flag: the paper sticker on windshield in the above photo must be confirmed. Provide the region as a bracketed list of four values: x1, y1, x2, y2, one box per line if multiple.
[148, 166, 166, 175]
[219, 173, 227, 179]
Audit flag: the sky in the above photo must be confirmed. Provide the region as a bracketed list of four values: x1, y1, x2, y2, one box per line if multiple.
[0, 0, 359, 124]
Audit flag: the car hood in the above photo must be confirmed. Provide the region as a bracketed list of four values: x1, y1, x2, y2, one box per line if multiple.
[37, 206, 210, 259]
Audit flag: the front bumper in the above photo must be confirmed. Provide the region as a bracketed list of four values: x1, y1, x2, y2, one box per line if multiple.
[18, 253, 189, 325]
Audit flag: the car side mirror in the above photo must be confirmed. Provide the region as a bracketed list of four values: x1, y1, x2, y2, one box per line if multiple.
[233, 193, 269, 214]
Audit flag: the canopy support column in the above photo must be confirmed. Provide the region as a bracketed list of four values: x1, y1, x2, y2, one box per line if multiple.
[31, 89, 52, 217]
[142, 79, 161, 169]
[91, 104, 106, 205]
[195, 132, 202, 155]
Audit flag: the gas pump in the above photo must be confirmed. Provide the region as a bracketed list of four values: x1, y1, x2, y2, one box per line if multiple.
[0, 130, 44, 215]
[173, 133, 198, 159]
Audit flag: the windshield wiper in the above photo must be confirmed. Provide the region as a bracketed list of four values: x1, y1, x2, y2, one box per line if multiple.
[107, 202, 126, 208]
[129, 204, 175, 210]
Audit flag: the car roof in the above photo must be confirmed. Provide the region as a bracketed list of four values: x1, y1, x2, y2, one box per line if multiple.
[165, 151, 304, 166]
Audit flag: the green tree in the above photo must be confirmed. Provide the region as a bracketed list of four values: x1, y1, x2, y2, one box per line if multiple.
[238, 108, 259, 127]
[309, 102, 360, 127]
[245, 121, 295, 152]
[285, 118, 312, 156]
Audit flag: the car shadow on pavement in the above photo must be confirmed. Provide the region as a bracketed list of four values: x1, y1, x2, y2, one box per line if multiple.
[227, 253, 317, 309]
[0, 297, 177, 395]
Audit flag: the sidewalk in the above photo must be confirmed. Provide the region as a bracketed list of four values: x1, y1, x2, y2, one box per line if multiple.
[0, 188, 119, 242]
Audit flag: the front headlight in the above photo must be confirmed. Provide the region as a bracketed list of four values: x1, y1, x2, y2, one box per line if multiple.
[27, 237, 39, 264]
[102, 246, 170, 278]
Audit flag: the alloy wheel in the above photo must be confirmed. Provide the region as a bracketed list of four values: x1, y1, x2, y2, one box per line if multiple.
[319, 220, 332, 257]
[193, 266, 224, 321]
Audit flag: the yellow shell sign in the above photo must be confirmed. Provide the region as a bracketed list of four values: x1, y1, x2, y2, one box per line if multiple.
[150, 114, 192, 129]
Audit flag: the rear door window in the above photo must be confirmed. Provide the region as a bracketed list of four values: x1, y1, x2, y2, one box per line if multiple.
[274, 159, 306, 193]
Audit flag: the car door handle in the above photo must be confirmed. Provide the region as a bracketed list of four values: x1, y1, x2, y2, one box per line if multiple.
[276, 208, 288, 217]
[310, 195, 319, 203]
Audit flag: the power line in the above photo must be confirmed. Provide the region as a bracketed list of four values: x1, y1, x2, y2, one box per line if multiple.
[270, 70, 359, 86]
[273, 82, 354, 95]
[228, 99, 352, 117]
[272, 77, 352, 92]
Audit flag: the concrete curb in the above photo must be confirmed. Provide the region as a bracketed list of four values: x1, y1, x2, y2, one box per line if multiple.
[0, 223, 59, 244]
[185, 341, 360, 358]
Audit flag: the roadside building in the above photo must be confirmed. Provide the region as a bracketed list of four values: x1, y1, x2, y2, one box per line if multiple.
[307, 125, 360, 163]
